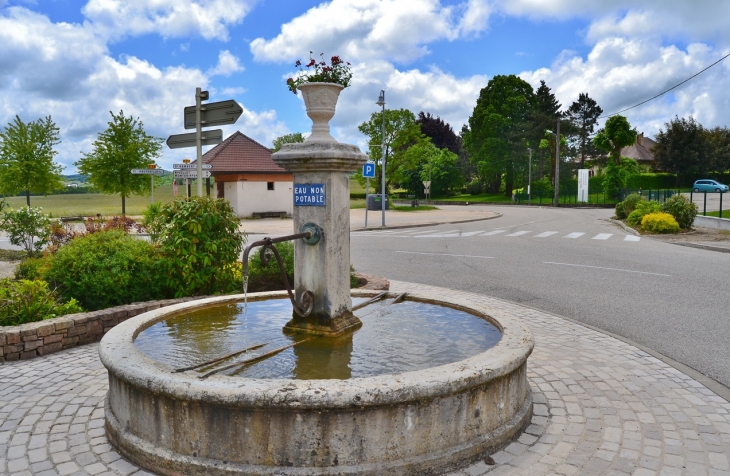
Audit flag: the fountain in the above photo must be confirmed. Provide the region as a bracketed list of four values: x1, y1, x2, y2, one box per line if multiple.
[100, 82, 533, 475]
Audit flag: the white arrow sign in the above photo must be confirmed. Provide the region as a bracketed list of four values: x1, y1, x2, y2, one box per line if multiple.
[131, 168, 165, 175]
[174, 170, 211, 179]
[173, 163, 212, 170]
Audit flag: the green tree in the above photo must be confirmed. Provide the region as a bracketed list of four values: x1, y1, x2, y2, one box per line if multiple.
[394, 141, 462, 197]
[75, 111, 163, 214]
[566, 93, 603, 169]
[0, 115, 64, 206]
[707, 126, 730, 174]
[463, 75, 535, 196]
[593, 115, 637, 165]
[531, 80, 562, 179]
[272, 132, 305, 152]
[653, 116, 712, 185]
[358, 108, 424, 194]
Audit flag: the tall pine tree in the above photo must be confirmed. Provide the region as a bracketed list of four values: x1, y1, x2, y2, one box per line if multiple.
[532, 80, 561, 178]
[566, 93, 603, 169]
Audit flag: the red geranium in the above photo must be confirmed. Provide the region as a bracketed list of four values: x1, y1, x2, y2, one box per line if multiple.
[286, 52, 353, 94]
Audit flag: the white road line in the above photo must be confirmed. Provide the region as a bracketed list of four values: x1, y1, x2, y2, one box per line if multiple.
[543, 261, 671, 276]
[415, 233, 460, 238]
[534, 231, 558, 238]
[564, 232, 585, 239]
[481, 230, 506, 236]
[592, 233, 613, 240]
[506, 231, 531, 237]
[396, 251, 494, 259]
[402, 229, 438, 234]
[460, 231, 485, 237]
[624, 235, 641, 241]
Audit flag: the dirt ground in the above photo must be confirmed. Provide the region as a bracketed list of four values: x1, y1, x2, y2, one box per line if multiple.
[642, 225, 730, 251]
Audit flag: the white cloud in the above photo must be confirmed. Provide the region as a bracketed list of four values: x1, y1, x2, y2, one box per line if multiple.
[519, 37, 730, 137]
[0, 6, 284, 172]
[207, 50, 245, 77]
[82, 0, 255, 41]
[250, 0, 489, 64]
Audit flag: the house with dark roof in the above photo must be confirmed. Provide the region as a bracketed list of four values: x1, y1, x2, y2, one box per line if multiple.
[199, 131, 293, 218]
[620, 133, 658, 171]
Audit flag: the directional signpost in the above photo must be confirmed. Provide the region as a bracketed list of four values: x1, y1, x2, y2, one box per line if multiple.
[131, 167, 165, 203]
[166, 130, 223, 149]
[423, 180, 431, 205]
[363, 162, 375, 227]
[174, 170, 212, 179]
[167, 88, 243, 196]
[173, 163, 212, 170]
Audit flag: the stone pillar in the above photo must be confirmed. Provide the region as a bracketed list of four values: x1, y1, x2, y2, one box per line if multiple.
[272, 141, 366, 336]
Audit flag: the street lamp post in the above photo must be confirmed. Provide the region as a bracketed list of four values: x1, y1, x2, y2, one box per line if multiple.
[554, 119, 560, 207]
[376, 90, 386, 226]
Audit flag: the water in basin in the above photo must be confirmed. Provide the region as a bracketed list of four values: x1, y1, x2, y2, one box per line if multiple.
[134, 297, 502, 379]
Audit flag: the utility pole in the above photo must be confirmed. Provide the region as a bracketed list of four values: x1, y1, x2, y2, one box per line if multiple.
[527, 148, 532, 206]
[553, 118, 560, 207]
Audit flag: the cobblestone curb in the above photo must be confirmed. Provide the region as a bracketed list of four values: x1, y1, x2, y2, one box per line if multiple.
[0, 298, 202, 363]
[1, 282, 729, 475]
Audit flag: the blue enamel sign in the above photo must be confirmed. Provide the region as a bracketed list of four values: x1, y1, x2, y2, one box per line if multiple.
[294, 183, 326, 206]
[363, 162, 375, 178]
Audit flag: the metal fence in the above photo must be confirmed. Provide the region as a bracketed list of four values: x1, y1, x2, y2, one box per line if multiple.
[514, 190, 613, 205]
[618, 189, 678, 202]
[690, 190, 726, 218]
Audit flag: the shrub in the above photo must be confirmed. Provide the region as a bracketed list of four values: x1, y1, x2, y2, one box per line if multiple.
[464, 178, 484, 195]
[0, 206, 53, 256]
[662, 194, 697, 230]
[641, 212, 680, 234]
[530, 177, 554, 199]
[621, 194, 643, 216]
[141, 202, 164, 241]
[0, 279, 83, 326]
[626, 200, 662, 227]
[155, 197, 245, 297]
[14, 256, 47, 281]
[43, 230, 166, 310]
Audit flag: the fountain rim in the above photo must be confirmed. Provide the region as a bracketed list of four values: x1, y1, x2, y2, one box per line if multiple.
[99, 289, 534, 410]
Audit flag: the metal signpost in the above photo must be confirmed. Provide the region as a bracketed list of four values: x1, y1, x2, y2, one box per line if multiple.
[423, 181, 431, 205]
[174, 170, 212, 180]
[131, 168, 165, 203]
[362, 162, 375, 227]
[167, 89, 243, 196]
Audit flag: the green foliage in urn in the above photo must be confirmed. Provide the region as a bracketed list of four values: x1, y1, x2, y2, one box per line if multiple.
[286, 53, 352, 94]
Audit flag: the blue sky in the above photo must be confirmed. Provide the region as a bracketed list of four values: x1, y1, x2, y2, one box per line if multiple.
[1, 0, 729, 173]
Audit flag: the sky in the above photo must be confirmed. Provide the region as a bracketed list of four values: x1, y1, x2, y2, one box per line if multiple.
[1, 0, 729, 174]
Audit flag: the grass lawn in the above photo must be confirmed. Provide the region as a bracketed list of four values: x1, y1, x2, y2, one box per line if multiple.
[699, 210, 729, 218]
[435, 193, 513, 203]
[2, 188, 177, 217]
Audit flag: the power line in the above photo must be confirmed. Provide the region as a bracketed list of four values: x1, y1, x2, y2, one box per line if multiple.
[601, 51, 730, 119]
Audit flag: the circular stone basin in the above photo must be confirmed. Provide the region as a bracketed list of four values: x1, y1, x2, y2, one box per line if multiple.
[134, 297, 503, 379]
[100, 289, 534, 476]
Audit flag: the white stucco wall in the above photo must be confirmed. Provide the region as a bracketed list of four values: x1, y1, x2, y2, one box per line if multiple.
[224, 181, 293, 218]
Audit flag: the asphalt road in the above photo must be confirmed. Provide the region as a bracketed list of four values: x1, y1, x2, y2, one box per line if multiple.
[350, 207, 730, 388]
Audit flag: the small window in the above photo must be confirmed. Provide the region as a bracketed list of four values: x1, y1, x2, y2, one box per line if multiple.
[267, 182, 275, 190]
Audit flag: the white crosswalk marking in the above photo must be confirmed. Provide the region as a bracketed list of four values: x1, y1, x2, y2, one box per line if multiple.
[592, 233, 613, 240]
[624, 235, 641, 241]
[564, 232, 585, 239]
[460, 231, 485, 236]
[506, 231, 531, 237]
[481, 230, 507, 236]
[353, 228, 641, 243]
[534, 231, 558, 238]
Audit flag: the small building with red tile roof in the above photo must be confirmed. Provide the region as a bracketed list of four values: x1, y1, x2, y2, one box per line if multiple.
[620, 133, 658, 171]
[199, 131, 293, 218]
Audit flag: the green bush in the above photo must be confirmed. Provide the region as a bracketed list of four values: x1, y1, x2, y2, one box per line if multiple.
[627, 200, 662, 227]
[42, 230, 166, 311]
[0, 206, 53, 256]
[14, 256, 47, 280]
[662, 194, 697, 230]
[530, 177, 554, 198]
[141, 202, 164, 241]
[0, 279, 83, 326]
[464, 178, 485, 195]
[621, 193, 643, 216]
[625, 173, 678, 190]
[641, 212, 680, 233]
[155, 197, 245, 297]
[615, 201, 627, 219]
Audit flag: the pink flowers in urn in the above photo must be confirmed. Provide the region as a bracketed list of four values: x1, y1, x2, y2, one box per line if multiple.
[286, 52, 353, 94]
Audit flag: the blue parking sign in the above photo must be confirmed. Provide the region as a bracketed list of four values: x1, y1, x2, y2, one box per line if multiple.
[363, 162, 375, 178]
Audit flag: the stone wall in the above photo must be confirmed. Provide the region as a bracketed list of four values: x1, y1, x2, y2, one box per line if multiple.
[0, 297, 200, 363]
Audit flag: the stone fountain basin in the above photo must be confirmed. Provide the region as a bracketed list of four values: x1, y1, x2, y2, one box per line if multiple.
[99, 288, 534, 476]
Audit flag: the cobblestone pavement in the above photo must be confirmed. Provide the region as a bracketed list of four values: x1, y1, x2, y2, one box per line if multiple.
[2, 282, 730, 475]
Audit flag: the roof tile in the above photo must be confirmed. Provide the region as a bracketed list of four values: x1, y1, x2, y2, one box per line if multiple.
[198, 131, 286, 173]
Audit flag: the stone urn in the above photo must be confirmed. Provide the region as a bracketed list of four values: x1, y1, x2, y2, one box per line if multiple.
[297, 82, 343, 142]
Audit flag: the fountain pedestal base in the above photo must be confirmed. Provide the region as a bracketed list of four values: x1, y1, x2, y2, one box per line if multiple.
[283, 310, 362, 337]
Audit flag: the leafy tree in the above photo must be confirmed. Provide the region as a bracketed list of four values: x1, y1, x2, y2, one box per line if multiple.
[358, 108, 424, 194]
[394, 141, 462, 196]
[707, 126, 730, 174]
[75, 111, 163, 214]
[416, 112, 461, 154]
[531, 80, 562, 179]
[0, 115, 64, 206]
[566, 93, 603, 169]
[272, 132, 305, 152]
[463, 75, 535, 196]
[653, 116, 713, 185]
[0, 206, 53, 256]
[593, 115, 637, 165]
